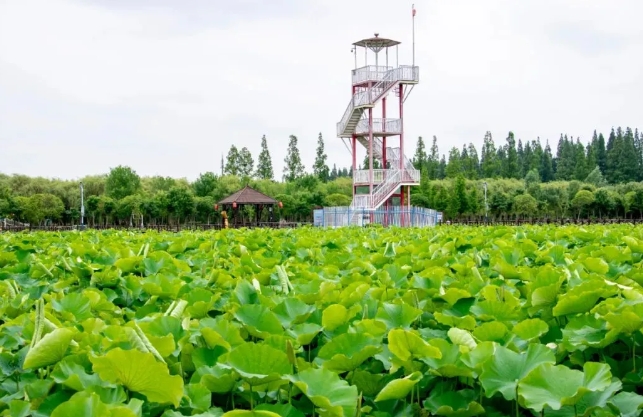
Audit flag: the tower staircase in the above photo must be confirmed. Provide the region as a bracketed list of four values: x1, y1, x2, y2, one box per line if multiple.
[337, 66, 420, 213]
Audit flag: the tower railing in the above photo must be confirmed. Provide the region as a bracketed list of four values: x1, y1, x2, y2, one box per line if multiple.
[337, 65, 419, 137]
[353, 169, 387, 184]
[368, 65, 419, 105]
[355, 118, 402, 136]
[352, 65, 393, 85]
[337, 90, 371, 137]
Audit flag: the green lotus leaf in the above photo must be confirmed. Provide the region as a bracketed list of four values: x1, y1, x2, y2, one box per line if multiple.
[351, 370, 386, 398]
[196, 364, 238, 393]
[435, 288, 472, 306]
[422, 339, 474, 378]
[90, 348, 184, 407]
[447, 328, 477, 350]
[374, 371, 422, 402]
[623, 236, 643, 254]
[287, 322, 323, 346]
[199, 319, 244, 350]
[350, 319, 388, 338]
[424, 388, 485, 417]
[388, 328, 442, 362]
[7, 400, 30, 417]
[272, 298, 315, 328]
[50, 392, 111, 417]
[286, 367, 358, 417]
[546, 379, 622, 417]
[234, 304, 284, 338]
[561, 314, 618, 351]
[315, 333, 381, 373]
[517, 362, 612, 412]
[23, 328, 74, 370]
[603, 308, 643, 335]
[583, 257, 610, 274]
[460, 341, 495, 377]
[185, 383, 211, 412]
[479, 343, 555, 401]
[512, 318, 548, 341]
[51, 354, 105, 391]
[608, 391, 643, 417]
[375, 302, 422, 330]
[255, 403, 305, 417]
[52, 293, 93, 321]
[222, 411, 280, 417]
[220, 342, 291, 386]
[321, 304, 350, 331]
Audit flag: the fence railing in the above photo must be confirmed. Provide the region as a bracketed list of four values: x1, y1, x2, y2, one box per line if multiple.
[318, 206, 440, 228]
[441, 218, 643, 226]
[0, 222, 312, 233]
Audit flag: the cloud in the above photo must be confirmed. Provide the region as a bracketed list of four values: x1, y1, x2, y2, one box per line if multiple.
[1, 0, 641, 180]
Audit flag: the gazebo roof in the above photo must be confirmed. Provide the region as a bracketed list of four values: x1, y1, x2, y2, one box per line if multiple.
[218, 185, 277, 205]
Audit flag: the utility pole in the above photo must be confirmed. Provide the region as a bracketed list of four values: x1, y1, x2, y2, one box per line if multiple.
[483, 181, 488, 224]
[79, 182, 85, 230]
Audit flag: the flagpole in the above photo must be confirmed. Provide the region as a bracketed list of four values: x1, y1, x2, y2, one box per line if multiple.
[412, 4, 416, 67]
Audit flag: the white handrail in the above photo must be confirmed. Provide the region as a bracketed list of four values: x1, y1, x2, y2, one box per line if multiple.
[355, 118, 402, 136]
[337, 65, 419, 137]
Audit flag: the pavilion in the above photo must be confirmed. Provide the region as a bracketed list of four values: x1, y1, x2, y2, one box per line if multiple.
[215, 185, 280, 227]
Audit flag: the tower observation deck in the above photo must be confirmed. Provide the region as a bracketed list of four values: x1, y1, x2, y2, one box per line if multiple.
[337, 32, 421, 224]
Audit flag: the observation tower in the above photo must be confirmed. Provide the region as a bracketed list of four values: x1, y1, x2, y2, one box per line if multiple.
[336, 32, 421, 225]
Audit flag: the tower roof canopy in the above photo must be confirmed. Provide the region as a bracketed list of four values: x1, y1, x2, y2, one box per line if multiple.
[218, 185, 277, 205]
[352, 34, 400, 51]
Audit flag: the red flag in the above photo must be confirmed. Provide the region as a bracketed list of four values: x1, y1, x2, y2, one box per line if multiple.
[412, 4, 416, 17]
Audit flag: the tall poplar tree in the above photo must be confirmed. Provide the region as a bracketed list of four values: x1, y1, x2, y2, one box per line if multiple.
[283, 135, 305, 182]
[413, 136, 427, 170]
[504, 131, 519, 179]
[238, 147, 254, 178]
[256, 135, 274, 180]
[480, 131, 498, 178]
[428, 136, 440, 179]
[224, 145, 240, 176]
[312, 133, 330, 182]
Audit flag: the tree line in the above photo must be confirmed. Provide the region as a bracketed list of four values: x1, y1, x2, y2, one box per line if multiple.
[1, 126, 642, 226]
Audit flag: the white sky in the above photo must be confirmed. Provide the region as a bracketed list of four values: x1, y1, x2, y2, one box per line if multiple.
[1, 0, 641, 180]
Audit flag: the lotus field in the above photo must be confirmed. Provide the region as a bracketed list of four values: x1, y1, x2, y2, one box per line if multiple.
[1, 225, 643, 416]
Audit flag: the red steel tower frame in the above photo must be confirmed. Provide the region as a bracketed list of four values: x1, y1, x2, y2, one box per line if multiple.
[336, 33, 420, 226]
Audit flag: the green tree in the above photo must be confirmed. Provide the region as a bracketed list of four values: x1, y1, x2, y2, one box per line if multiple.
[446, 175, 468, 218]
[445, 147, 462, 178]
[362, 153, 381, 169]
[256, 135, 274, 180]
[238, 147, 254, 178]
[573, 139, 588, 181]
[192, 172, 218, 197]
[427, 136, 440, 179]
[540, 142, 555, 182]
[86, 195, 101, 225]
[224, 145, 241, 176]
[22, 194, 65, 225]
[513, 194, 538, 218]
[283, 135, 305, 182]
[105, 166, 141, 200]
[584, 166, 606, 187]
[313, 133, 330, 182]
[593, 189, 615, 218]
[413, 136, 427, 170]
[504, 131, 520, 178]
[481, 131, 499, 178]
[571, 190, 595, 219]
[465, 143, 480, 179]
[166, 187, 195, 224]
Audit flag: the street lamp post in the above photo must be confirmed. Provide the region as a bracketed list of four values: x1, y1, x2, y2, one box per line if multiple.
[79, 182, 85, 230]
[482, 181, 488, 224]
